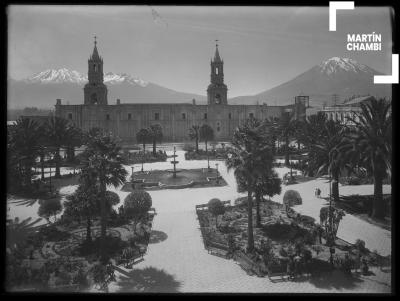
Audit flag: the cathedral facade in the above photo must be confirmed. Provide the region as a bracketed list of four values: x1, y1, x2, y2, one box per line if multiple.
[55, 40, 306, 144]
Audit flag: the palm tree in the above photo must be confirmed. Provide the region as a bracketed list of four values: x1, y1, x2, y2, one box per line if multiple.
[8, 117, 42, 189]
[65, 125, 83, 164]
[81, 129, 128, 262]
[226, 118, 273, 252]
[277, 111, 297, 166]
[297, 113, 328, 177]
[65, 169, 99, 243]
[148, 124, 163, 155]
[350, 98, 391, 219]
[136, 128, 150, 153]
[309, 119, 349, 202]
[44, 116, 72, 178]
[188, 125, 200, 153]
[200, 124, 214, 170]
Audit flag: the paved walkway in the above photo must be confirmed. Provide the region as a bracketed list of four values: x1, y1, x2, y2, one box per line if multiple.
[7, 150, 391, 293]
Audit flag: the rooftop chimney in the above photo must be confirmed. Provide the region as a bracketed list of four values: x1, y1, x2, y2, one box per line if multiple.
[116, 99, 121, 105]
[56, 99, 61, 105]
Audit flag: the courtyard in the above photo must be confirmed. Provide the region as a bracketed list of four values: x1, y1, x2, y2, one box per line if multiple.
[7, 148, 392, 293]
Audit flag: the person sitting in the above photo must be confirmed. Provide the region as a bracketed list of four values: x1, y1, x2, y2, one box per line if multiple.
[287, 256, 295, 281]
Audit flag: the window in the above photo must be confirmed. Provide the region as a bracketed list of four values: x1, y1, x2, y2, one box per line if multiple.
[228, 113, 232, 119]
[106, 114, 110, 120]
[94, 64, 98, 72]
[68, 113, 73, 120]
[128, 113, 132, 120]
[249, 113, 254, 119]
[216, 67, 219, 75]
[182, 113, 186, 120]
[204, 113, 207, 120]
[155, 113, 160, 120]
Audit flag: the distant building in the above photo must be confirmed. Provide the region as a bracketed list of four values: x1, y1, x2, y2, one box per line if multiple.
[310, 95, 376, 125]
[54, 38, 306, 144]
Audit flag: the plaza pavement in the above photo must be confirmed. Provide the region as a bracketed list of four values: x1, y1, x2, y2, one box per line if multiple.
[7, 150, 391, 293]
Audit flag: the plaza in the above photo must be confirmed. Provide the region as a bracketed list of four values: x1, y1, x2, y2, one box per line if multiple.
[7, 148, 391, 293]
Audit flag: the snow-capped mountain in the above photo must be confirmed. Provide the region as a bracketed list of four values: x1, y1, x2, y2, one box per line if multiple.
[8, 69, 206, 109]
[230, 57, 391, 106]
[24, 68, 149, 87]
[318, 57, 375, 75]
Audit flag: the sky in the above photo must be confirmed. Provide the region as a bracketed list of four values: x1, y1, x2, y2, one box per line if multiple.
[8, 5, 393, 97]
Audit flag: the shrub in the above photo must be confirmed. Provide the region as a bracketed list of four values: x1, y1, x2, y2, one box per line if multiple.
[208, 198, 226, 228]
[38, 224, 71, 242]
[124, 190, 152, 230]
[38, 199, 63, 223]
[283, 190, 302, 207]
[354, 239, 366, 253]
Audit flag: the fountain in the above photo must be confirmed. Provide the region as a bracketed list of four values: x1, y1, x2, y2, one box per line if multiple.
[170, 146, 180, 178]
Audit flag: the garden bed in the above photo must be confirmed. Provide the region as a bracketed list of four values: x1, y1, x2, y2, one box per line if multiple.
[195, 197, 390, 279]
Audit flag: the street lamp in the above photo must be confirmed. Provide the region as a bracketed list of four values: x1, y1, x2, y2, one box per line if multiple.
[215, 163, 219, 185]
[141, 150, 144, 172]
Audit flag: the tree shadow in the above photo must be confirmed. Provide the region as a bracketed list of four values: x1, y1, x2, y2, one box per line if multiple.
[148, 230, 168, 244]
[307, 270, 364, 290]
[117, 267, 181, 293]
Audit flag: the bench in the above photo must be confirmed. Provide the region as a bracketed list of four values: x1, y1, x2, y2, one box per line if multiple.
[267, 264, 287, 282]
[233, 251, 264, 277]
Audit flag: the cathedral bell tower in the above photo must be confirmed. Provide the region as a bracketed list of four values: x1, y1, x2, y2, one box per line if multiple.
[207, 41, 228, 105]
[84, 36, 108, 105]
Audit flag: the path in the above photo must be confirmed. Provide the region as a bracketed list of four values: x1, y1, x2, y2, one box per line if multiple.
[7, 150, 391, 292]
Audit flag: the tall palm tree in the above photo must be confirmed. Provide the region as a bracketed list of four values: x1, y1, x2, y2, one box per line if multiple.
[65, 169, 99, 243]
[81, 129, 128, 262]
[226, 118, 273, 252]
[350, 98, 391, 219]
[200, 124, 214, 170]
[65, 125, 83, 164]
[309, 120, 349, 202]
[8, 117, 42, 188]
[188, 125, 200, 153]
[44, 116, 72, 178]
[277, 111, 297, 165]
[148, 124, 163, 155]
[136, 128, 150, 153]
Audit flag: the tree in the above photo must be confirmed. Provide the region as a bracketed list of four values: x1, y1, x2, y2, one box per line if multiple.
[200, 124, 214, 170]
[226, 118, 273, 253]
[136, 128, 150, 153]
[253, 171, 281, 227]
[189, 125, 201, 153]
[296, 113, 328, 177]
[64, 169, 100, 243]
[350, 98, 391, 219]
[276, 111, 297, 166]
[148, 124, 163, 155]
[208, 198, 226, 228]
[65, 125, 83, 164]
[8, 117, 42, 189]
[80, 129, 127, 262]
[124, 190, 152, 234]
[38, 199, 63, 223]
[320, 206, 345, 246]
[308, 119, 349, 202]
[44, 116, 73, 178]
[237, 169, 281, 228]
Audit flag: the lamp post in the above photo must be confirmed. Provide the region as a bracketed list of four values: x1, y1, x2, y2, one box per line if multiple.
[141, 150, 144, 172]
[215, 163, 219, 185]
[49, 165, 52, 195]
